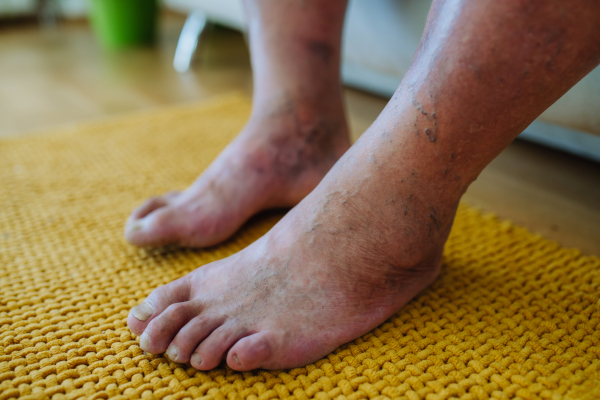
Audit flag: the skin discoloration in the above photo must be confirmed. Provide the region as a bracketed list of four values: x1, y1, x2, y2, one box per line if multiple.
[425, 128, 436, 142]
[125, 90, 350, 248]
[381, 130, 393, 144]
[265, 102, 347, 179]
[307, 40, 334, 63]
[429, 206, 441, 231]
[385, 193, 399, 206]
[411, 97, 438, 143]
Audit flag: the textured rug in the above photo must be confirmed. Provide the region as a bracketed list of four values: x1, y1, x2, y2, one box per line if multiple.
[1, 94, 599, 400]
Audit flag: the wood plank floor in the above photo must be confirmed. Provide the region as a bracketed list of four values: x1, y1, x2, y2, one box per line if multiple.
[2, 14, 599, 256]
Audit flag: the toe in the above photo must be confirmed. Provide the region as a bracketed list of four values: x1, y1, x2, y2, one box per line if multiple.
[166, 314, 224, 363]
[140, 301, 200, 354]
[163, 190, 181, 201]
[191, 322, 250, 370]
[226, 331, 275, 371]
[128, 276, 191, 336]
[125, 207, 182, 247]
[129, 196, 168, 220]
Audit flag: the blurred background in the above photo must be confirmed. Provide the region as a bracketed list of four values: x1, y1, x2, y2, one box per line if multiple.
[1, 0, 599, 255]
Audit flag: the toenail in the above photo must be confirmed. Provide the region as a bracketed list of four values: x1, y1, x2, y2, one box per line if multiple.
[128, 220, 144, 232]
[139, 332, 150, 351]
[131, 300, 155, 321]
[232, 353, 241, 365]
[166, 345, 179, 361]
[191, 353, 202, 366]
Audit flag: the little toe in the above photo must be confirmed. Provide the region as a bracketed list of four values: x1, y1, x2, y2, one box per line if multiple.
[192, 323, 250, 370]
[166, 314, 224, 363]
[128, 276, 191, 336]
[140, 301, 200, 354]
[226, 331, 275, 371]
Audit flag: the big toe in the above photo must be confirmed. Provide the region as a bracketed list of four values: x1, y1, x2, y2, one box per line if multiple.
[127, 276, 191, 337]
[129, 196, 169, 221]
[125, 207, 183, 247]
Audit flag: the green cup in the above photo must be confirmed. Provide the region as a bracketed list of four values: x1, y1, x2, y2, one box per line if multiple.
[90, 0, 159, 49]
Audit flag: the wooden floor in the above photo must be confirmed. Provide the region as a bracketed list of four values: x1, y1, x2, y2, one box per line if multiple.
[2, 14, 600, 256]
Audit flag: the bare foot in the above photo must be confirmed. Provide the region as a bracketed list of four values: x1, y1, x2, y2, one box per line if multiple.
[125, 0, 350, 248]
[126, 122, 463, 370]
[125, 98, 350, 247]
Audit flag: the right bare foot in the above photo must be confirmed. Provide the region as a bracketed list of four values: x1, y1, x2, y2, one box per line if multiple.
[125, 102, 465, 371]
[125, 97, 350, 247]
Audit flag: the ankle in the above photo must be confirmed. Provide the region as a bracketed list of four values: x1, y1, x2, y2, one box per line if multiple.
[252, 87, 345, 117]
[248, 92, 349, 144]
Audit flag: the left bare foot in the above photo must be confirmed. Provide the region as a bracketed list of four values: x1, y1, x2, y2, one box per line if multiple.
[127, 116, 464, 370]
[124, 98, 349, 248]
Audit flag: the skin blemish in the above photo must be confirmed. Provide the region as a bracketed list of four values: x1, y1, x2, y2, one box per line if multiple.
[385, 193, 399, 206]
[412, 98, 429, 117]
[307, 40, 333, 63]
[381, 130, 393, 144]
[267, 95, 294, 117]
[425, 128, 436, 142]
[429, 207, 441, 231]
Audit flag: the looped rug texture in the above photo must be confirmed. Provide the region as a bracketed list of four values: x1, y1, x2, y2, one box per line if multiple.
[1, 94, 599, 400]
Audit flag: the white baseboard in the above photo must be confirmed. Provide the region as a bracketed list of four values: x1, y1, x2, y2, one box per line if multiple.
[341, 63, 600, 163]
[341, 62, 400, 98]
[520, 121, 600, 163]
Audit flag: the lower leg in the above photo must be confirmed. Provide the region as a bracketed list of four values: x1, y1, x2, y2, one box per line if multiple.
[125, 0, 350, 247]
[384, 0, 600, 186]
[128, 0, 600, 371]
[246, 0, 348, 121]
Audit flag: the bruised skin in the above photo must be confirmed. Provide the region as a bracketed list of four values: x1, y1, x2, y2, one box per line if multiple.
[125, 101, 350, 247]
[127, 123, 461, 370]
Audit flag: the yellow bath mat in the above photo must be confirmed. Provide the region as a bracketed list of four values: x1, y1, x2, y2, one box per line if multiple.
[1, 94, 599, 400]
